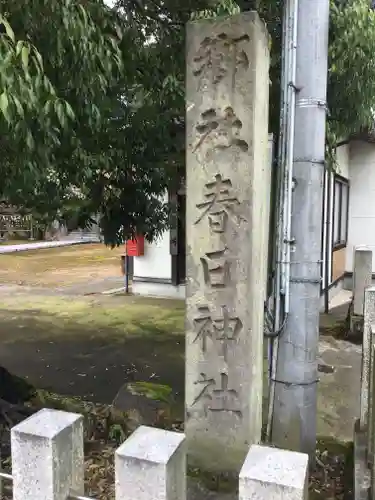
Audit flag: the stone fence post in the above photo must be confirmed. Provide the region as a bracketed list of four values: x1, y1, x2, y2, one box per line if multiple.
[361, 286, 375, 433]
[369, 328, 375, 470]
[115, 425, 186, 500]
[239, 445, 308, 499]
[11, 408, 84, 500]
[10, 410, 186, 500]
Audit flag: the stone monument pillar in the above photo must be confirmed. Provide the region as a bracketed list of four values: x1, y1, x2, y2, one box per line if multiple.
[185, 12, 270, 473]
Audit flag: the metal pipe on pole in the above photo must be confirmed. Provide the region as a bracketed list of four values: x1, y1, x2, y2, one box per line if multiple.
[271, 0, 330, 458]
[266, 0, 297, 440]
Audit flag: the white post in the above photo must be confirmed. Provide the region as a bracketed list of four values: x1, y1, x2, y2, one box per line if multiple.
[239, 445, 308, 500]
[360, 286, 375, 431]
[115, 425, 186, 500]
[11, 408, 84, 500]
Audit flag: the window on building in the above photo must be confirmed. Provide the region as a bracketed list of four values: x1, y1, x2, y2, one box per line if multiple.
[333, 175, 349, 249]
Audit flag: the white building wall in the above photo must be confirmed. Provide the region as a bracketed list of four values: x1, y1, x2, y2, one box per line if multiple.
[347, 140, 375, 273]
[132, 228, 186, 299]
[133, 230, 172, 281]
[336, 143, 350, 179]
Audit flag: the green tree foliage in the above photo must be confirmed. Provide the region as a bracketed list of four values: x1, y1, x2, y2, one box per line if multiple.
[0, 0, 124, 240]
[235, 0, 375, 143]
[0, 0, 375, 244]
[329, 0, 375, 138]
[248, 0, 375, 144]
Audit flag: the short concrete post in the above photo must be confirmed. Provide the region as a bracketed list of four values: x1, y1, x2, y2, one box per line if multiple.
[353, 247, 372, 316]
[115, 425, 186, 500]
[11, 408, 84, 500]
[360, 286, 375, 431]
[239, 445, 308, 500]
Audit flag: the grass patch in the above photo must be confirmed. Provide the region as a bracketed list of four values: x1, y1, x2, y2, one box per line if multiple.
[0, 294, 184, 341]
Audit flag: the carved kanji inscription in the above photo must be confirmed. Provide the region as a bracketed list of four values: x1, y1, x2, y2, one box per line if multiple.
[186, 11, 270, 465]
[195, 173, 247, 231]
[193, 305, 243, 361]
[200, 247, 230, 288]
[213, 306, 243, 361]
[194, 107, 248, 153]
[191, 372, 242, 417]
[193, 33, 249, 87]
[193, 305, 215, 353]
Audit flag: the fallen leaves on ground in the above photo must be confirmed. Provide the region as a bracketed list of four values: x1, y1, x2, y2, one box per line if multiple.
[309, 446, 352, 499]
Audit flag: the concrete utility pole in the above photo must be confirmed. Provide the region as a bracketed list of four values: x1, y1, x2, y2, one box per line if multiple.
[271, 0, 330, 458]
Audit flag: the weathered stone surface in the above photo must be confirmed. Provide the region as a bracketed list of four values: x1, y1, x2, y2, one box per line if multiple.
[360, 286, 375, 431]
[112, 382, 171, 427]
[185, 12, 270, 473]
[115, 425, 186, 500]
[11, 408, 84, 500]
[353, 247, 372, 316]
[353, 419, 371, 500]
[239, 445, 308, 500]
[369, 333, 375, 465]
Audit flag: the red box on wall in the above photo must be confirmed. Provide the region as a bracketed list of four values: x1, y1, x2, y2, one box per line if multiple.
[125, 236, 145, 257]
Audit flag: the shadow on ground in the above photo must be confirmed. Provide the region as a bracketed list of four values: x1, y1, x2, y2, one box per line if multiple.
[0, 294, 185, 413]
